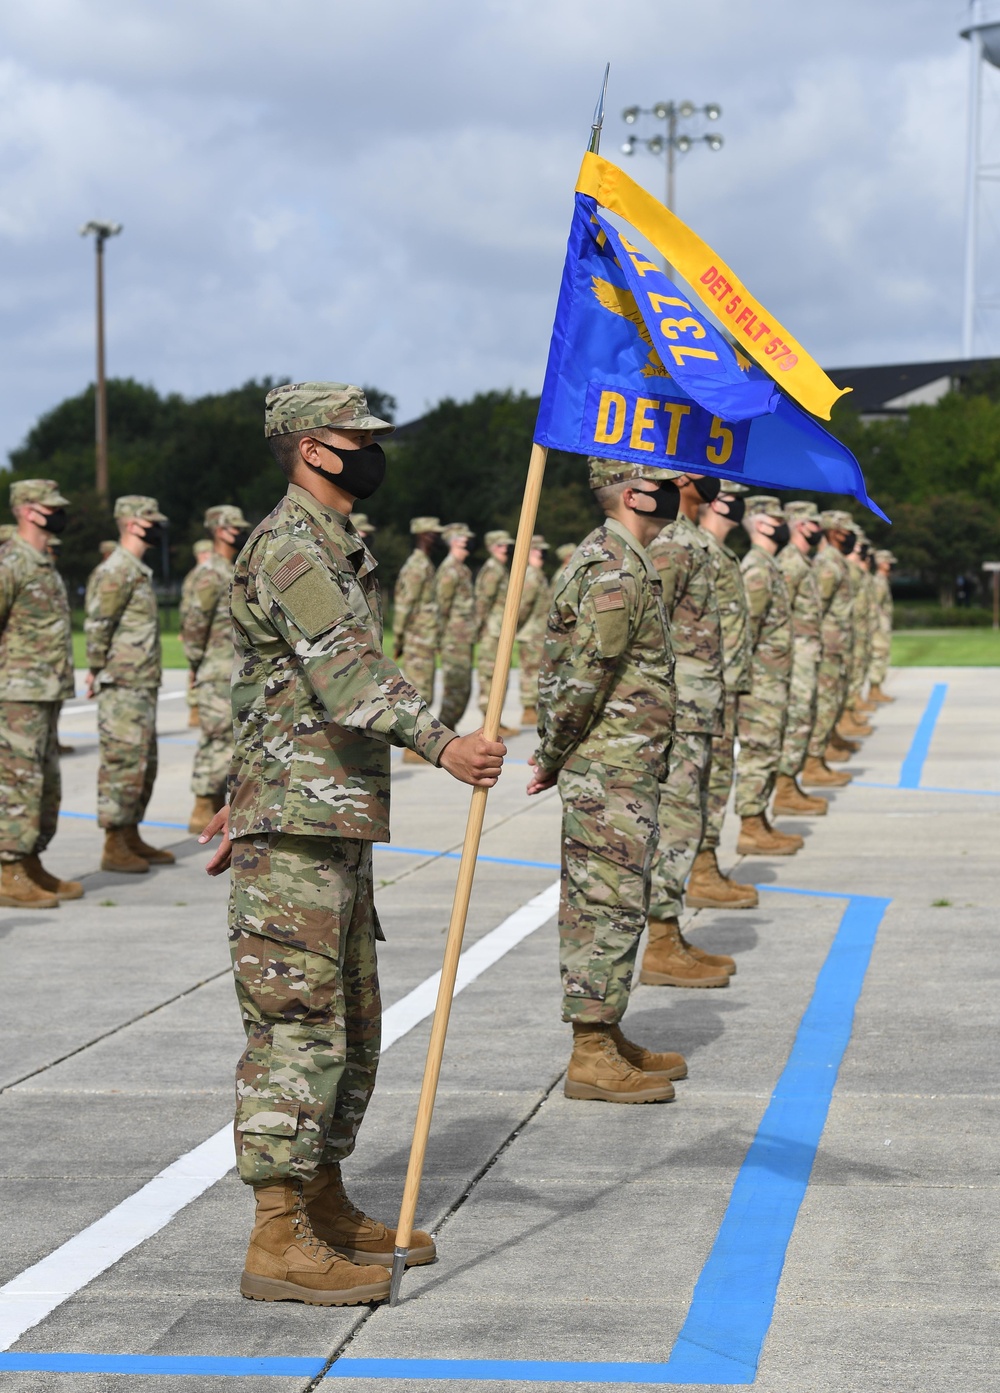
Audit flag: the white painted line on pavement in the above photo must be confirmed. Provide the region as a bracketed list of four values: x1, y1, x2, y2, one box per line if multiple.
[0, 880, 560, 1351]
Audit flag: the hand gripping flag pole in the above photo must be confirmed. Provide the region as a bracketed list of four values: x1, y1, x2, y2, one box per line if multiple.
[387, 64, 611, 1307]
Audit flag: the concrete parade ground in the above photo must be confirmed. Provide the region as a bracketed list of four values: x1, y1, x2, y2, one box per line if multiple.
[0, 667, 997, 1393]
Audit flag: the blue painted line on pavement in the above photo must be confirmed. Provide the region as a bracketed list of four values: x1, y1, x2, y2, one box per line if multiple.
[898, 682, 947, 788]
[58, 810, 188, 831]
[854, 780, 1000, 797]
[1, 886, 888, 1385]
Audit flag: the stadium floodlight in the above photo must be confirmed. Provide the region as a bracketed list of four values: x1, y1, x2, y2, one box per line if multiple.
[79, 220, 123, 501]
[616, 99, 724, 212]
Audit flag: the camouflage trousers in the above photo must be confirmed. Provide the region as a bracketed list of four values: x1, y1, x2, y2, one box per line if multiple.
[702, 692, 739, 852]
[437, 649, 472, 731]
[807, 656, 849, 759]
[399, 636, 436, 705]
[229, 832, 382, 1186]
[848, 639, 870, 705]
[735, 677, 789, 816]
[518, 634, 544, 711]
[778, 642, 819, 779]
[477, 634, 500, 714]
[97, 686, 157, 829]
[869, 624, 891, 687]
[191, 679, 232, 799]
[650, 728, 712, 920]
[0, 701, 60, 862]
[557, 757, 659, 1025]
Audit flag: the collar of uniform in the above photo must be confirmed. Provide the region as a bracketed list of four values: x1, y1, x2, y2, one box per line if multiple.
[285, 482, 375, 578]
[116, 545, 153, 579]
[605, 517, 659, 582]
[673, 512, 710, 548]
[7, 533, 52, 568]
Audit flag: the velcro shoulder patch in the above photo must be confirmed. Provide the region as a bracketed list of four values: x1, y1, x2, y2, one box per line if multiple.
[270, 553, 311, 592]
[593, 590, 626, 612]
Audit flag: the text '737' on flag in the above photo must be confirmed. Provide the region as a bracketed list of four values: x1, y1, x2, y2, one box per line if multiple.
[534, 154, 887, 520]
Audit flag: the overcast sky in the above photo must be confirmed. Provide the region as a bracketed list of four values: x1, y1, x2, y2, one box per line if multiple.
[1, 0, 996, 459]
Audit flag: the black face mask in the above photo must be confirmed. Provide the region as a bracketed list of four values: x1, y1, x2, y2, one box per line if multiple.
[40, 508, 68, 535]
[141, 522, 165, 547]
[765, 522, 790, 548]
[804, 524, 823, 547]
[629, 481, 680, 522]
[230, 529, 250, 550]
[837, 530, 856, 556]
[309, 440, 387, 500]
[718, 495, 746, 523]
[694, 476, 721, 503]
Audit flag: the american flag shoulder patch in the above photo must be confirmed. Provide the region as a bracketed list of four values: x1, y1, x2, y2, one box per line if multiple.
[269, 553, 312, 592]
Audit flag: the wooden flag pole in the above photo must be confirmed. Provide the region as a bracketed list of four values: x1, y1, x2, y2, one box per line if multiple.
[388, 441, 549, 1304]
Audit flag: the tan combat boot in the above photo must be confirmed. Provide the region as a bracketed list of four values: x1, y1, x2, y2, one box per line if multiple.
[830, 730, 861, 754]
[736, 814, 803, 856]
[124, 825, 175, 865]
[0, 860, 60, 908]
[23, 854, 84, 901]
[187, 796, 218, 835]
[838, 711, 873, 739]
[607, 1023, 688, 1079]
[101, 828, 149, 875]
[521, 706, 538, 727]
[639, 917, 730, 987]
[772, 774, 828, 818]
[564, 1024, 675, 1102]
[868, 683, 894, 704]
[304, 1163, 436, 1268]
[801, 756, 852, 788]
[824, 741, 851, 764]
[678, 926, 736, 976]
[402, 748, 428, 765]
[497, 725, 520, 739]
[241, 1180, 391, 1305]
[57, 741, 75, 755]
[685, 848, 759, 910]
[188, 704, 200, 728]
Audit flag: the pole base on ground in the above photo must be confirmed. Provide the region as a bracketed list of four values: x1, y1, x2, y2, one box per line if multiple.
[388, 1248, 407, 1306]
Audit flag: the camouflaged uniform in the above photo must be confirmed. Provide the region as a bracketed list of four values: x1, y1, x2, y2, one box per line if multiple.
[182, 550, 236, 800]
[534, 504, 675, 1027]
[777, 540, 822, 779]
[475, 532, 512, 715]
[435, 527, 475, 730]
[869, 561, 893, 687]
[0, 522, 74, 863]
[516, 541, 551, 715]
[393, 520, 443, 704]
[180, 542, 213, 717]
[735, 535, 792, 816]
[646, 511, 724, 921]
[85, 502, 165, 830]
[806, 531, 854, 761]
[847, 560, 873, 706]
[699, 505, 752, 852]
[228, 473, 456, 1187]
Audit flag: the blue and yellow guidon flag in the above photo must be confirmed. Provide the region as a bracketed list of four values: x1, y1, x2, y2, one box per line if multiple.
[535, 154, 886, 519]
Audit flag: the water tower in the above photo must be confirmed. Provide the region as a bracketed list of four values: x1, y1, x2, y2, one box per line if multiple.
[961, 1, 1000, 355]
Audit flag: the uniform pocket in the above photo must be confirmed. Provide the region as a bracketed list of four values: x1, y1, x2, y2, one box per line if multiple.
[236, 1097, 300, 1136]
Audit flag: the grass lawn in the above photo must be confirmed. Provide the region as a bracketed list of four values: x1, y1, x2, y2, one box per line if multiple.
[72, 633, 189, 669]
[891, 629, 1000, 666]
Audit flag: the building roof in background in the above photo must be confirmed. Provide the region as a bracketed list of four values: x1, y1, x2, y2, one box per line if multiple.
[826, 357, 1000, 416]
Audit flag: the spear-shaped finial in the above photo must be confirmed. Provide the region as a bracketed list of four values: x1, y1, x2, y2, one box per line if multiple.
[588, 63, 610, 154]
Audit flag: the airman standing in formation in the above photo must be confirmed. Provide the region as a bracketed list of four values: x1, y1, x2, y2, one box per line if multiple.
[516, 534, 551, 728]
[528, 456, 684, 1103]
[0, 480, 82, 908]
[801, 509, 856, 790]
[182, 505, 249, 834]
[773, 501, 828, 818]
[553, 542, 576, 580]
[642, 471, 735, 989]
[349, 513, 376, 540]
[181, 539, 215, 727]
[85, 495, 175, 876]
[868, 550, 896, 702]
[394, 517, 444, 762]
[203, 381, 503, 1307]
[475, 528, 518, 735]
[841, 533, 875, 739]
[435, 523, 476, 730]
[734, 498, 802, 857]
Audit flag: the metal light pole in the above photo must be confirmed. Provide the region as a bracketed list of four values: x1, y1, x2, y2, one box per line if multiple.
[620, 99, 723, 214]
[80, 220, 122, 502]
[960, 2, 1000, 356]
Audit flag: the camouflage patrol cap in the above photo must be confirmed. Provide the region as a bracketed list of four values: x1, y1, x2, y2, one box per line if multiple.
[100, 540, 118, 559]
[410, 516, 444, 535]
[46, 534, 62, 548]
[114, 495, 168, 523]
[819, 509, 855, 532]
[442, 522, 474, 541]
[204, 504, 249, 531]
[192, 539, 213, 560]
[9, 479, 69, 510]
[264, 382, 395, 438]
[530, 534, 549, 550]
[588, 456, 668, 490]
[349, 512, 376, 536]
[555, 543, 576, 562]
[875, 549, 897, 565]
[718, 480, 749, 496]
[485, 529, 514, 548]
[784, 500, 820, 521]
[745, 495, 786, 519]
[0, 524, 16, 543]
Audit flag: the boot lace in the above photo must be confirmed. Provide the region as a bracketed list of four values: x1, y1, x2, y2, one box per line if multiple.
[290, 1187, 340, 1261]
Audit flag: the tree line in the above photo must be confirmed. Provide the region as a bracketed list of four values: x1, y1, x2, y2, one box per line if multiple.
[4, 374, 1000, 607]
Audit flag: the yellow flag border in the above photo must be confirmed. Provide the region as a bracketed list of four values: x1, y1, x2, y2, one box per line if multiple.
[576, 152, 850, 421]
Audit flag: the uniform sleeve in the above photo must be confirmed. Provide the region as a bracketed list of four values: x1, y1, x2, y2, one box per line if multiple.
[814, 557, 837, 611]
[257, 548, 455, 764]
[475, 564, 499, 634]
[393, 556, 417, 640]
[533, 563, 638, 776]
[651, 540, 689, 617]
[85, 567, 131, 673]
[517, 567, 540, 630]
[0, 557, 17, 633]
[741, 561, 770, 649]
[435, 564, 456, 641]
[180, 567, 225, 670]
